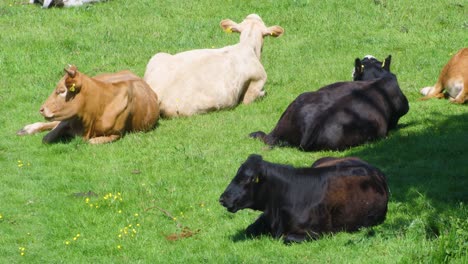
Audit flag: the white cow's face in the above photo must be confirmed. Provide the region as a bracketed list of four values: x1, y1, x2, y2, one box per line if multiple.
[220, 14, 284, 58]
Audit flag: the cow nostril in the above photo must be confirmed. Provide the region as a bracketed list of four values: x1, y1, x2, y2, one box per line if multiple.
[39, 107, 44, 113]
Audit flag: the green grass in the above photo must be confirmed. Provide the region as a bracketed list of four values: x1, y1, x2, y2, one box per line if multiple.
[1, 0, 467, 262]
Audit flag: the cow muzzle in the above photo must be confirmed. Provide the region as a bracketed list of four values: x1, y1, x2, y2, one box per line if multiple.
[39, 106, 55, 120]
[219, 195, 238, 213]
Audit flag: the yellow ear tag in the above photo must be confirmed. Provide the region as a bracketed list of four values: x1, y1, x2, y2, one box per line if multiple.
[255, 177, 259, 183]
[270, 32, 273, 36]
[69, 83, 76, 92]
[381, 61, 385, 68]
[224, 27, 232, 33]
[361, 65, 364, 71]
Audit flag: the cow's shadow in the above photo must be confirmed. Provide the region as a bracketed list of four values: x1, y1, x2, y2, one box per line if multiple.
[348, 112, 468, 205]
[347, 111, 468, 235]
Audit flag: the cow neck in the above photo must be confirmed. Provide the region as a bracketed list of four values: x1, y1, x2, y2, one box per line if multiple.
[238, 26, 264, 60]
[77, 76, 116, 134]
[254, 163, 293, 209]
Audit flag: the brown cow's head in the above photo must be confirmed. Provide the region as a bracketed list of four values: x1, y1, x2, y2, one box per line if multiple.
[220, 14, 284, 59]
[40, 65, 85, 121]
[219, 154, 264, 213]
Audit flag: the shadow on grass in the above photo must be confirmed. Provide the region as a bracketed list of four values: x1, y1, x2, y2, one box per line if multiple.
[348, 112, 467, 205]
[347, 112, 468, 237]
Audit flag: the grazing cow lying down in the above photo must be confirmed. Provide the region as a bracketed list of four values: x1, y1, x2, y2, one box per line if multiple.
[143, 14, 284, 118]
[219, 155, 389, 244]
[30, 0, 104, 8]
[17, 65, 159, 144]
[420, 48, 468, 104]
[250, 55, 409, 151]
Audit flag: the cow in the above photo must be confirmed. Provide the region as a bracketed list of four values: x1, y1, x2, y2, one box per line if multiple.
[219, 154, 389, 244]
[420, 48, 468, 104]
[17, 65, 159, 144]
[249, 55, 409, 151]
[143, 14, 284, 118]
[30, 0, 104, 8]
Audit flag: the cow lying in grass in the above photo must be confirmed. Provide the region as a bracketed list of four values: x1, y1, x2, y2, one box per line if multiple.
[420, 48, 467, 104]
[17, 65, 159, 144]
[143, 14, 284, 118]
[250, 55, 409, 151]
[219, 155, 389, 244]
[30, 0, 104, 8]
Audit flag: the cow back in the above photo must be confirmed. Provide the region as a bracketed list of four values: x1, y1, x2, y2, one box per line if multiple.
[268, 75, 408, 151]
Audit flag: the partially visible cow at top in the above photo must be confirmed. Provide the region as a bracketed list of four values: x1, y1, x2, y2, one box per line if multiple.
[143, 14, 284, 118]
[250, 55, 409, 151]
[17, 65, 159, 144]
[30, 0, 104, 8]
[219, 155, 389, 244]
[420, 48, 468, 104]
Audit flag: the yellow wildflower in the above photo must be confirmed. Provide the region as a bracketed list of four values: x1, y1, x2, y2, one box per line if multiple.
[134, 213, 139, 217]
[117, 245, 122, 250]
[65, 241, 70, 245]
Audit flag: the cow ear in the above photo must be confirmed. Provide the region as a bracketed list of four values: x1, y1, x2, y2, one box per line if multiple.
[220, 19, 241, 33]
[264, 25, 284, 37]
[382, 55, 392, 71]
[354, 58, 363, 80]
[247, 154, 263, 162]
[64, 65, 77, 78]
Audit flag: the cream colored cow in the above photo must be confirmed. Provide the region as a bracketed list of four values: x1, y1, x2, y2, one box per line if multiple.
[143, 14, 284, 118]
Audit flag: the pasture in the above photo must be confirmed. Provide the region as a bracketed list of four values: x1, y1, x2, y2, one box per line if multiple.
[0, 0, 467, 262]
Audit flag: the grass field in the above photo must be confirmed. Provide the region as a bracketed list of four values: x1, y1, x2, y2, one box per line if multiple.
[0, 0, 467, 263]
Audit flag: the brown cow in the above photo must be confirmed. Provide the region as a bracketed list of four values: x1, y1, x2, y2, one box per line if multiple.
[17, 65, 159, 144]
[420, 48, 468, 104]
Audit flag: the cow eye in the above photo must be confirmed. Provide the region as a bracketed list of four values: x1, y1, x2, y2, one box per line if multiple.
[56, 88, 66, 95]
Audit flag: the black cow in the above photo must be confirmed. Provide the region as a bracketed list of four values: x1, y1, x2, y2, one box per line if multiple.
[219, 155, 389, 244]
[250, 55, 409, 151]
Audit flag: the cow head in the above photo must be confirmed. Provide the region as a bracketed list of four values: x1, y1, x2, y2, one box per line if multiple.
[39, 65, 85, 121]
[220, 14, 284, 59]
[353, 55, 392, 81]
[219, 154, 264, 213]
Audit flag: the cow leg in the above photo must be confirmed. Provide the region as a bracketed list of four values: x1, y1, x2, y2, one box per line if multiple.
[283, 233, 307, 244]
[88, 135, 121, 144]
[17, 121, 61, 136]
[245, 213, 271, 237]
[449, 82, 467, 104]
[42, 121, 75, 143]
[419, 82, 444, 100]
[242, 78, 266, 104]
[249, 131, 279, 147]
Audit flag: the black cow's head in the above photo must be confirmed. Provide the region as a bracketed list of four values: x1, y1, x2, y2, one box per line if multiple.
[219, 154, 264, 213]
[353, 55, 392, 81]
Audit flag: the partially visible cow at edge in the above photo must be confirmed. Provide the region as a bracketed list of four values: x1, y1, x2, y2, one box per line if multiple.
[420, 48, 468, 104]
[17, 65, 159, 144]
[143, 14, 284, 118]
[219, 154, 389, 244]
[30, 0, 104, 8]
[250, 55, 409, 151]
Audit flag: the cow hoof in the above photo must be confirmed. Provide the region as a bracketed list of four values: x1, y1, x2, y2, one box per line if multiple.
[249, 131, 266, 139]
[16, 129, 28, 136]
